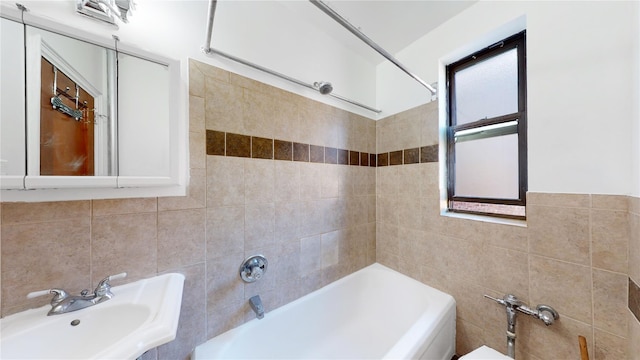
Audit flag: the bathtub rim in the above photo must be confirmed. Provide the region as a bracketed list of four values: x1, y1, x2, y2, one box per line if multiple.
[193, 262, 456, 359]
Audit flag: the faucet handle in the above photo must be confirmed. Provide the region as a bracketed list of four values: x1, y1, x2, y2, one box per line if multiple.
[94, 272, 127, 295]
[27, 289, 53, 299]
[27, 289, 68, 304]
[484, 294, 507, 306]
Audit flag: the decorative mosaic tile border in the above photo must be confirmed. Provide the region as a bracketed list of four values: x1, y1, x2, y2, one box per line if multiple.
[206, 130, 438, 167]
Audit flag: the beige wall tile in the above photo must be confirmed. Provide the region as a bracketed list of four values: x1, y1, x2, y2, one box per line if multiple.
[299, 200, 325, 237]
[629, 211, 640, 283]
[528, 205, 590, 265]
[91, 213, 157, 283]
[592, 194, 629, 211]
[332, 110, 350, 150]
[299, 163, 322, 201]
[526, 315, 593, 360]
[1, 218, 91, 314]
[93, 198, 157, 216]
[377, 195, 399, 226]
[271, 239, 301, 298]
[189, 95, 205, 132]
[322, 198, 346, 232]
[298, 102, 332, 146]
[420, 101, 439, 146]
[244, 159, 275, 205]
[629, 196, 640, 215]
[376, 116, 395, 154]
[272, 97, 300, 143]
[476, 221, 528, 252]
[157, 209, 206, 272]
[440, 216, 481, 241]
[321, 231, 339, 268]
[527, 192, 591, 208]
[321, 164, 340, 198]
[244, 203, 275, 254]
[483, 245, 529, 299]
[207, 156, 245, 206]
[300, 235, 321, 276]
[377, 222, 399, 256]
[2, 201, 89, 224]
[158, 168, 207, 211]
[398, 163, 422, 195]
[629, 310, 640, 360]
[205, 77, 244, 133]
[206, 205, 244, 259]
[275, 201, 301, 241]
[243, 89, 276, 139]
[592, 209, 629, 273]
[193, 59, 229, 83]
[274, 161, 300, 203]
[157, 264, 207, 360]
[529, 255, 592, 324]
[592, 269, 628, 337]
[394, 110, 422, 150]
[190, 131, 206, 169]
[188, 59, 205, 97]
[229, 72, 271, 93]
[594, 328, 627, 360]
[456, 318, 486, 356]
[206, 253, 244, 309]
[206, 301, 246, 339]
[366, 120, 376, 154]
[397, 192, 421, 230]
[351, 115, 370, 152]
[448, 280, 487, 328]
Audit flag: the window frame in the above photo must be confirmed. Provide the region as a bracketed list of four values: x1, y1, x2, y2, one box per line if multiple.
[446, 31, 527, 219]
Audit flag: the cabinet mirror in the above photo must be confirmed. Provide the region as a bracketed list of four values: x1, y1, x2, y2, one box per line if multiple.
[0, 9, 184, 199]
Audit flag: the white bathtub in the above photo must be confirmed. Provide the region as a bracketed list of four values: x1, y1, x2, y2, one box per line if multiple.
[193, 263, 456, 360]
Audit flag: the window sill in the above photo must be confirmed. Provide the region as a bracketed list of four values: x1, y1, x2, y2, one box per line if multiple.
[441, 210, 527, 228]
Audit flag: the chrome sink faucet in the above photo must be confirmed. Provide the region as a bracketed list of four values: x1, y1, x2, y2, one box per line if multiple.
[27, 272, 127, 316]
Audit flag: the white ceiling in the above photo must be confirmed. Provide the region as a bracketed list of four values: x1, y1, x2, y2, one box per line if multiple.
[282, 0, 477, 65]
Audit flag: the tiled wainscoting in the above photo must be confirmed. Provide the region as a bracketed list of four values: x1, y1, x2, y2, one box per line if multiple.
[0, 59, 638, 360]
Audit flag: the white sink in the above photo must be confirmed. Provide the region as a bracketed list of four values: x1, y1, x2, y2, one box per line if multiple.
[0, 273, 185, 360]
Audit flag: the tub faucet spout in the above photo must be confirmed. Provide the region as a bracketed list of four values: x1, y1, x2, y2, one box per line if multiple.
[249, 295, 264, 319]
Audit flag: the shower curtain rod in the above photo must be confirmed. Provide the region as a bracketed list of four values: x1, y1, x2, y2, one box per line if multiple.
[309, 0, 436, 95]
[201, 0, 382, 114]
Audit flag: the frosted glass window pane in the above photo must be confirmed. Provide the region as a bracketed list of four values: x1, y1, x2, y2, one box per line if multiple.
[454, 134, 519, 199]
[454, 48, 518, 125]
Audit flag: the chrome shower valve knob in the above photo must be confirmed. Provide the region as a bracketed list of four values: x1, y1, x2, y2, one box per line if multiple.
[239, 255, 268, 283]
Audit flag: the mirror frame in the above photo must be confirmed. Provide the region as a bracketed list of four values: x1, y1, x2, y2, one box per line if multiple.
[0, 5, 188, 201]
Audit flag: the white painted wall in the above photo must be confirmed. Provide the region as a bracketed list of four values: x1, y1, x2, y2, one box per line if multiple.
[0, 17, 26, 179]
[4, 1, 638, 196]
[377, 1, 639, 196]
[2, 0, 378, 118]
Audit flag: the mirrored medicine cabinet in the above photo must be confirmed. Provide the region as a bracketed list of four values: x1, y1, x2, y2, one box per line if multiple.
[0, 7, 187, 201]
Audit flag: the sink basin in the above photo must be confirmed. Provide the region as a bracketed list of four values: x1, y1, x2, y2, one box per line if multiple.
[0, 273, 185, 359]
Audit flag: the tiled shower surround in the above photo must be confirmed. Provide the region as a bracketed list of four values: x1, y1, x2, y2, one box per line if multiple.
[0, 59, 638, 359]
[376, 107, 640, 358]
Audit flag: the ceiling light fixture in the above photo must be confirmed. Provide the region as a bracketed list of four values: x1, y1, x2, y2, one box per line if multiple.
[76, 0, 135, 26]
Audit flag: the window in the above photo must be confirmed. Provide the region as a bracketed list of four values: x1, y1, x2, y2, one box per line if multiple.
[446, 31, 527, 219]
